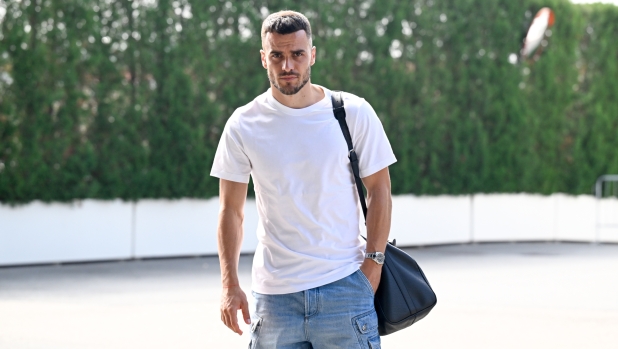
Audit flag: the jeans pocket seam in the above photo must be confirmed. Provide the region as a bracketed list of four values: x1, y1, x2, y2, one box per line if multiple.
[356, 269, 375, 296]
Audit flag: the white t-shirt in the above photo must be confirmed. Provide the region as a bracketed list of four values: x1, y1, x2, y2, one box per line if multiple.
[210, 85, 397, 294]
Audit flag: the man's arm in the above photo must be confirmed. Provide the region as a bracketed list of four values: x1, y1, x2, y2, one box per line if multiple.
[359, 167, 392, 293]
[217, 178, 250, 335]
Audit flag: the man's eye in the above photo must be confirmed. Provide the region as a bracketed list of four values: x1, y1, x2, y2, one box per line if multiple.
[294, 52, 303, 57]
[272, 54, 281, 58]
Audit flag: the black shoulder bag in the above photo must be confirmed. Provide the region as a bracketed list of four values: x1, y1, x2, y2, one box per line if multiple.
[331, 91, 437, 336]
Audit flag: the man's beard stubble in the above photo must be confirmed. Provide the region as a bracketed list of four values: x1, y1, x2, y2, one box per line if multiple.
[268, 66, 311, 96]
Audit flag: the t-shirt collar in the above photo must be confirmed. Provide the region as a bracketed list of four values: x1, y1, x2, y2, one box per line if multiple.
[265, 85, 332, 116]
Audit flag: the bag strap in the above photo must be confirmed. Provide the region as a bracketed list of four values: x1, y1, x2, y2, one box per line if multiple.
[331, 91, 368, 222]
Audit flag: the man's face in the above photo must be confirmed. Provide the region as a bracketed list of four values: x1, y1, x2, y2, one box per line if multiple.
[260, 30, 316, 95]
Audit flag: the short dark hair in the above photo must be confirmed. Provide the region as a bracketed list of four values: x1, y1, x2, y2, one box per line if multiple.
[261, 10, 312, 43]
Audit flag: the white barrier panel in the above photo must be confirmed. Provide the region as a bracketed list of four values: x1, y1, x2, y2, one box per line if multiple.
[0, 200, 132, 266]
[133, 198, 259, 258]
[472, 194, 554, 241]
[1, 194, 614, 266]
[134, 198, 217, 258]
[391, 195, 471, 246]
[554, 194, 596, 241]
[598, 197, 618, 243]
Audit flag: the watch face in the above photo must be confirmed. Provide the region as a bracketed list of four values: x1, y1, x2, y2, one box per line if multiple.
[375, 253, 385, 264]
[366, 252, 386, 264]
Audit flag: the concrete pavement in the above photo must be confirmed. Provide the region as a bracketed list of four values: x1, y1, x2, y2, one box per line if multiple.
[1, 242, 617, 348]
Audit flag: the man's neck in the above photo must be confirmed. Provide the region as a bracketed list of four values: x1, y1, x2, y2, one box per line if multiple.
[271, 82, 325, 109]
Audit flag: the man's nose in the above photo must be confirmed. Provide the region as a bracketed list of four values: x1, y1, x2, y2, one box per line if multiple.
[282, 57, 294, 72]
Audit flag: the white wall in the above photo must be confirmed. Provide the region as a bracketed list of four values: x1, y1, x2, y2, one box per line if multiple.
[0, 200, 132, 266]
[554, 194, 596, 241]
[472, 194, 555, 242]
[1, 194, 617, 266]
[391, 195, 471, 245]
[134, 198, 218, 258]
[133, 198, 258, 258]
[598, 197, 618, 242]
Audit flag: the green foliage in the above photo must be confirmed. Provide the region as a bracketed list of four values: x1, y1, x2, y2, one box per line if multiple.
[0, 0, 617, 203]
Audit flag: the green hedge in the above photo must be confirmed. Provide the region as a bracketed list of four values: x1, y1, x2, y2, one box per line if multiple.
[0, 0, 617, 203]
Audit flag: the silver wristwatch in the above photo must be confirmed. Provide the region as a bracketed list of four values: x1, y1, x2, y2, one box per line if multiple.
[365, 251, 385, 265]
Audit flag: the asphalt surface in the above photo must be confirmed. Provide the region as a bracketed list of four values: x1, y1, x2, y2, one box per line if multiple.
[1, 242, 617, 349]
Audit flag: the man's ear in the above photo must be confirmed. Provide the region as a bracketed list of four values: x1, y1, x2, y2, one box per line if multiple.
[260, 49, 267, 69]
[310, 46, 316, 66]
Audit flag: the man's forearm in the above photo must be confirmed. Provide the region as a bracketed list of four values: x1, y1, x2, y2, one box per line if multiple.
[217, 178, 248, 287]
[217, 208, 244, 286]
[359, 168, 392, 293]
[365, 184, 392, 254]
[217, 179, 250, 335]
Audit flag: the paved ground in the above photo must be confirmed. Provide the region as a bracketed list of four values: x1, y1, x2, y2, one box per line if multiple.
[1, 242, 617, 349]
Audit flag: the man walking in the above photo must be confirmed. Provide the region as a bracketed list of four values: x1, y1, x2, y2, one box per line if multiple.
[211, 10, 396, 348]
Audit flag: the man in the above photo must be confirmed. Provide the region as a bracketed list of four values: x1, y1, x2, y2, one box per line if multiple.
[211, 10, 396, 348]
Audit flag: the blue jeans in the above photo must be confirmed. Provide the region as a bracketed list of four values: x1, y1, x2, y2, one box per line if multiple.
[249, 269, 381, 349]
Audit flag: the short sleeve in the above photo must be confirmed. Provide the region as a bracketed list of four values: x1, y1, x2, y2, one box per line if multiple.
[350, 99, 397, 178]
[210, 116, 252, 183]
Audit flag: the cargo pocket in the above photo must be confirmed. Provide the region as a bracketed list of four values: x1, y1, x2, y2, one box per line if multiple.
[352, 310, 379, 349]
[248, 316, 263, 349]
[368, 335, 381, 349]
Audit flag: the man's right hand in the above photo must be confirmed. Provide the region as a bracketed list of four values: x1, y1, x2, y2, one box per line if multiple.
[220, 285, 251, 335]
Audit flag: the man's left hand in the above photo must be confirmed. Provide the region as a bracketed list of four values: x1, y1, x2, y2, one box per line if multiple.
[359, 259, 383, 294]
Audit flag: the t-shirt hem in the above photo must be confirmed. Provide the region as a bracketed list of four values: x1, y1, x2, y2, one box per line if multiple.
[251, 263, 361, 295]
[210, 170, 250, 184]
[360, 156, 397, 178]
